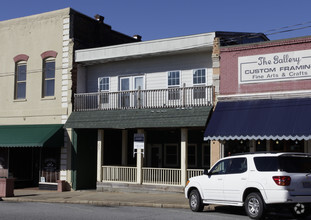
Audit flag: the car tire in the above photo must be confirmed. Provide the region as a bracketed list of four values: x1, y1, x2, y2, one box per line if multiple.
[245, 192, 265, 219]
[189, 189, 204, 212]
[292, 203, 309, 219]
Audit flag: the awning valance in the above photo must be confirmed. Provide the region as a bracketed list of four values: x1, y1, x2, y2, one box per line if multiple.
[204, 98, 311, 141]
[65, 106, 212, 129]
[0, 124, 64, 147]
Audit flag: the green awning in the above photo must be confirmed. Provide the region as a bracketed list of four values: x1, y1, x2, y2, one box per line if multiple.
[0, 124, 64, 147]
[64, 106, 212, 129]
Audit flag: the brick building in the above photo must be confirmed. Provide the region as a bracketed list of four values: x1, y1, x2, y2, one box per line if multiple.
[204, 36, 311, 156]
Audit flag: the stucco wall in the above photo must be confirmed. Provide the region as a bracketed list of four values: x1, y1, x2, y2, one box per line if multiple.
[220, 36, 311, 95]
[0, 9, 70, 125]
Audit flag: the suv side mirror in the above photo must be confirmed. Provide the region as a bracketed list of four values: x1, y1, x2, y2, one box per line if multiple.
[203, 169, 210, 175]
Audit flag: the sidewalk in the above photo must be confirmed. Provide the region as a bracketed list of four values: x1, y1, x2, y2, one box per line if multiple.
[1, 188, 192, 209]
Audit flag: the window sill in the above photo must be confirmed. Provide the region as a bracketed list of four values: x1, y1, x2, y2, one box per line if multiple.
[14, 98, 27, 102]
[41, 96, 56, 101]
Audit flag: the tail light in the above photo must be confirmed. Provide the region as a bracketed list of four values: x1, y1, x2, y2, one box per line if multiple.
[273, 176, 291, 186]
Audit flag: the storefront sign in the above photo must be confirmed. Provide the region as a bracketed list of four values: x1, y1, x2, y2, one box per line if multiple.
[238, 49, 311, 84]
[134, 133, 144, 150]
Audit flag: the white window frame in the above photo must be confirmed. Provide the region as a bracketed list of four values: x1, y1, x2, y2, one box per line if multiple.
[164, 144, 179, 167]
[98, 77, 110, 92]
[133, 76, 145, 90]
[188, 144, 197, 168]
[167, 70, 181, 87]
[98, 77, 110, 105]
[167, 71, 181, 101]
[193, 68, 206, 85]
[42, 58, 56, 98]
[193, 68, 207, 100]
[15, 61, 27, 100]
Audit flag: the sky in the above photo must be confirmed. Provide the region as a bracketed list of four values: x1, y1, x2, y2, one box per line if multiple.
[1, 0, 311, 42]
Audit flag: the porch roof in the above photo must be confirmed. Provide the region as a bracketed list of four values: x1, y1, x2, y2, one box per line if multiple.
[64, 106, 212, 129]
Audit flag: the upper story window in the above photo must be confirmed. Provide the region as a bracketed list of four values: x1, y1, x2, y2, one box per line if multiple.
[41, 51, 57, 98]
[98, 77, 110, 104]
[98, 77, 110, 91]
[15, 61, 27, 100]
[168, 71, 180, 100]
[42, 58, 55, 97]
[168, 71, 180, 87]
[193, 69, 206, 85]
[193, 69, 206, 99]
[13, 54, 29, 100]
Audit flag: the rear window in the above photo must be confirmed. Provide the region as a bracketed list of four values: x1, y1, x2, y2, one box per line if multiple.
[279, 156, 311, 173]
[254, 155, 311, 173]
[254, 157, 278, 171]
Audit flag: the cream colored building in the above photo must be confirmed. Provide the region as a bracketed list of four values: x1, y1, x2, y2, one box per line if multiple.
[0, 8, 139, 189]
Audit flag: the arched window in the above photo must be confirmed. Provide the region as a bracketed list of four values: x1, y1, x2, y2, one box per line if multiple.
[41, 51, 57, 97]
[13, 54, 29, 100]
[42, 57, 56, 97]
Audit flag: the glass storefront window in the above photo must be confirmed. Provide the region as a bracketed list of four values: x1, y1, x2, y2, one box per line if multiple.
[256, 140, 266, 152]
[0, 148, 8, 169]
[271, 140, 304, 152]
[224, 140, 250, 156]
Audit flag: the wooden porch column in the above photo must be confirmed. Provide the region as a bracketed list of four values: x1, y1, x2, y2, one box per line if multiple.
[97, 129, 104, 182]
[136, 129, 144, 184]
[122, 130, 128, 166]
[306, 140, 311, 153]
[210, 140, 221, 167]
[181, 128, 188, 187]
[266, 140, 271, 151]
[250, 140, 256, 153]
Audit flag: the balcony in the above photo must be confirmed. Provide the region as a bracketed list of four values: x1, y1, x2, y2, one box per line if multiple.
[74, 85, 214, 111]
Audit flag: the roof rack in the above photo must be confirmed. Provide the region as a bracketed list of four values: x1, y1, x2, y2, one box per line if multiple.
[231, 151, 279, 156]
[231, 151, 311, 156]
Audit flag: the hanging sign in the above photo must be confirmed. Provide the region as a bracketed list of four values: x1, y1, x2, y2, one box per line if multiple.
[238, 49, 311, 84]
[134, 133, 144, 150]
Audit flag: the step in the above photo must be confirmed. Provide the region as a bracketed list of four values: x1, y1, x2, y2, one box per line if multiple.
[97, 182, 184, 194]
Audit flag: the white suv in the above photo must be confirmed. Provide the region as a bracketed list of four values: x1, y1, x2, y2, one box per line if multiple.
[185, 152, 311, 219]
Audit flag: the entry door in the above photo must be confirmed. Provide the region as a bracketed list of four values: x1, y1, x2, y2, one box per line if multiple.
[120, 77, 130, 108]
[134, 76, 144, 107]
[148, 144, 162, 168]
[120, 76, 144, 108]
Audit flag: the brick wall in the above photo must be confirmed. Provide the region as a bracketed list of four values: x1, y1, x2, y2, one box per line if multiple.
[220, 36, 311, 95]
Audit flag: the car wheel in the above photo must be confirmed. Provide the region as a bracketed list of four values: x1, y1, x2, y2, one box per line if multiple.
[292, 203, 309, 219]
[245, 192, 265, 219]
[189, 189, 204, 212]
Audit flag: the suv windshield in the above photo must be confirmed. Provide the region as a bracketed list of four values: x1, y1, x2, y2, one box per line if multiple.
[254, 155, 311, 173]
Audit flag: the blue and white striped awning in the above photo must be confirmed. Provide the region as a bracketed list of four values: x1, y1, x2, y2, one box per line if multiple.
[204, 98, 311, 141]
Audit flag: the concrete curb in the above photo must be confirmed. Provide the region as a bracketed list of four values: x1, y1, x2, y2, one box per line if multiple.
[1, 197, 190, 210]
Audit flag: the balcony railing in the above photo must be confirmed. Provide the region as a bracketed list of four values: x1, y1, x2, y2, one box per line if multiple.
[74, 85, 214, 111]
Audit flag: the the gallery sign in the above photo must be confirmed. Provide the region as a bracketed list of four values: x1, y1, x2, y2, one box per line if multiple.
[238, 49, 311, 84]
